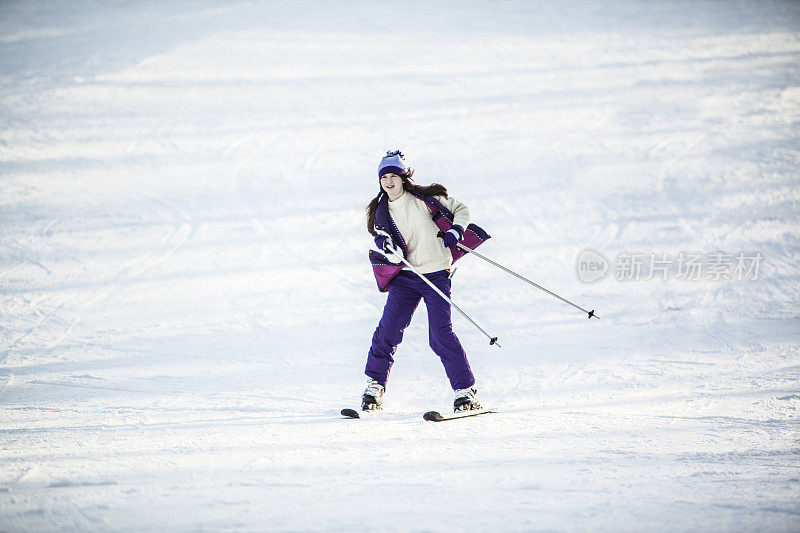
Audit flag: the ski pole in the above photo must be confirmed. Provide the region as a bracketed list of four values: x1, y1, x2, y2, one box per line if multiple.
[391, 253, 500, 347]
[440, 233, 599, 319]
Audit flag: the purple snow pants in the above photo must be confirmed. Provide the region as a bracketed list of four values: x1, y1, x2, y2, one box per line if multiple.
[365, 269, 475, 390]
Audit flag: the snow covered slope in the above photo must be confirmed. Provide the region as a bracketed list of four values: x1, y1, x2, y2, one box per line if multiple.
[1, 1, 799, 531]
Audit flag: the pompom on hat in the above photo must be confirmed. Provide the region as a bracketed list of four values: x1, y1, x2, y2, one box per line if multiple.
[378, 149, 410, 179]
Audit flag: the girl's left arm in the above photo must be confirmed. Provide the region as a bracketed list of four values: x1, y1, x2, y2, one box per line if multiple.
[440, 196, 470, 232]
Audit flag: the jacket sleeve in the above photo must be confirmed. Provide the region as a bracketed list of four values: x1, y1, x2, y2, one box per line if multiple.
[439, 196, 470, 231]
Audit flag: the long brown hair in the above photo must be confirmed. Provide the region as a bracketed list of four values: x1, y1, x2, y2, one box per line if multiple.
[365, 170, 449, 234]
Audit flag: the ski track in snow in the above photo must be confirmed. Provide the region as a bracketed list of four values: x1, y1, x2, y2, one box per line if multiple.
[1, 1, 799, 531]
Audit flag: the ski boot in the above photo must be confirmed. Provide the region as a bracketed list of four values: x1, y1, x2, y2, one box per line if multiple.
[454, 386, 481, 412]
[361, 378, 385, 411]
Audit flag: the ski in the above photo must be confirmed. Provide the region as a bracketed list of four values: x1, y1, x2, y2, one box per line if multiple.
[341, 408, 380, 419]
[342, 407, 495, 421]
[423, 408, 495, 422]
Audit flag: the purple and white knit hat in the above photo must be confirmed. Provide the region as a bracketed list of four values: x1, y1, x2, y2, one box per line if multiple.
[378, 150, 410, 179]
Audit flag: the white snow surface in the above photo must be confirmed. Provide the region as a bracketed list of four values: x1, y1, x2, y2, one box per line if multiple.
[1, 1, 799, 531]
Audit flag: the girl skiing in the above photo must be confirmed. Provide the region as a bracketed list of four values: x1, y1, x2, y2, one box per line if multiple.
[361, 150, 491, 412]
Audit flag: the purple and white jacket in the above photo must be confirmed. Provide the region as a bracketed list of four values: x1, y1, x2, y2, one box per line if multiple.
[369, 189, 491, 292]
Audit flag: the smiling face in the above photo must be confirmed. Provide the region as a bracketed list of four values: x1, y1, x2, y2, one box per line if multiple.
[380, 173, 405, 201]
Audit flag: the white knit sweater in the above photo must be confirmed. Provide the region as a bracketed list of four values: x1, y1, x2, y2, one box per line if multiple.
[387, 191, 470, 274]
